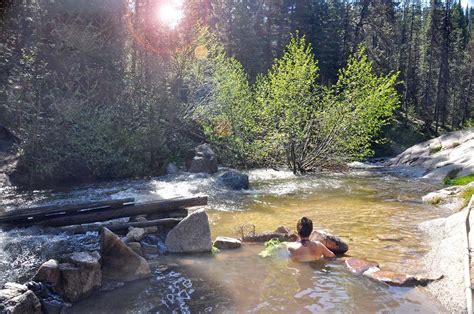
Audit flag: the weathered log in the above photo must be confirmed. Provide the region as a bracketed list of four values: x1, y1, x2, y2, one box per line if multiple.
[60, 217, 183, 234]
[35, 196, 207, 228]
[0, 198, 135, 223]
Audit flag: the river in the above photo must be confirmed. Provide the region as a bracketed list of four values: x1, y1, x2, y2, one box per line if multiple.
[0, 167, 451, 312]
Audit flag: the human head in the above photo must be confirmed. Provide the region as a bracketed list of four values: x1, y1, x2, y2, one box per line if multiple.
[297, 217, 313, 238]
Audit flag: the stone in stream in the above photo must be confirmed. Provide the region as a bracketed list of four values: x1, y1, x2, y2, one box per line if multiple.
[100, 227, 151, 282]
[345, 258, 379, 275]
[217, 170, 249, 190]
[32, 259, 61, 291]
[310, 230, 349, 254]
[58, 251, 102, 302]
[241, 231, 297, 242]
[165, 209, 212, 253]
[126, 227, 146, 242]
[363, 270, 420, 287]
[185, 144, 218, 174]
[0, 282, 42, 314]
[213, 236, 242, 250]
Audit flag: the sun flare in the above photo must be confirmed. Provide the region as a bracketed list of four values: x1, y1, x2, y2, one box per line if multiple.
[156, 0, 184, 28]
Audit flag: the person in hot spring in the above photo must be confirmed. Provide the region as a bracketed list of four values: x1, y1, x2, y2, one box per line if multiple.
[286, 216, 335, 262]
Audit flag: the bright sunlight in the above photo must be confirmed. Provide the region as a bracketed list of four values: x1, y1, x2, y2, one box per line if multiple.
[156, 0, 184, 28]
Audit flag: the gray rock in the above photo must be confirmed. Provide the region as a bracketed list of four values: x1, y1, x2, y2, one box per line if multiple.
[218, 170, 249, 190]
[126, 227, 146, 242]
[165, 209, 212, 253]
[388, 128, 474, 181]
[186, 144, 218, 174]
[213, 236, 242, 250]
[58, 251, 101, 302]
[422, 182, 473, 211]
[166, 163, 178, 175]
[418, 209, 468, 312]
[100, 227, 151, 282]
[0, 283, 42, 314]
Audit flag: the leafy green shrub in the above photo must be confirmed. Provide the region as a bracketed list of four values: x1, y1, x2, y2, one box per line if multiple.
[190, 31, 399, 172]
[258, 238, 283, 258]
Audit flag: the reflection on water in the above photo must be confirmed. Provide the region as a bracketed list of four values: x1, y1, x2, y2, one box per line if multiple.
[0, 168, 450, 312]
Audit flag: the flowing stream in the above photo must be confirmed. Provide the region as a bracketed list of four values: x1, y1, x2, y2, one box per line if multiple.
[0, 167, 451, 312]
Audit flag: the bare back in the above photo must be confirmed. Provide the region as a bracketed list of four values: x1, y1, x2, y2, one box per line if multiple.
[287, 240, 335, 262]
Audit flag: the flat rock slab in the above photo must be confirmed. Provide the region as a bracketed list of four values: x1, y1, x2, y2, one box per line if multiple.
[242, 232, 297, 242]
[345, 258, 379, 275]
[165, 209, 212, 253]
[363, 270, 419, 287]
[214, 236, 242, 250]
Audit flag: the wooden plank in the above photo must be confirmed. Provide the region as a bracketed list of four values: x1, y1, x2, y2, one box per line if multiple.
[34, 196, 207, 228]
[0, 198, 136, 223]
[60, 217, 183, 234]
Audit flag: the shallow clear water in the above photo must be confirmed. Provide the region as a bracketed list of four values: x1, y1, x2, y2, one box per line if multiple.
[0, 167, 450, 312]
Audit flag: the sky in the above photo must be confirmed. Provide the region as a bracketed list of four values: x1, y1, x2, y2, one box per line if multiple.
[460, 0, 474, 8]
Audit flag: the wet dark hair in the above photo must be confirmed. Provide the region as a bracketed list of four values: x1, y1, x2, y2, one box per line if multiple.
[297, 217, 313, 238]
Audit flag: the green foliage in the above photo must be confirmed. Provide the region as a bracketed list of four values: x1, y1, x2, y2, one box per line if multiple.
[258, 238, 283, 258]
[211, 244, 220, 255]
[191, 34, 399, 172]
[444, 174, 474, 186]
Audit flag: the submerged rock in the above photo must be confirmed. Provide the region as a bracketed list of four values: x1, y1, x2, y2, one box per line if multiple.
[185, 144, 218, 174]
[376, 234, 404, 242]
[165, 209, 212, 253]
[310, 230, 349, 254]
[58, 251, 101, 302]
[363, 270, 419, 287]
[100, 228, 151, 282]
[345, 258, 379, 275]
[0, 282, 42, 314]
[214, 236, 242, 250]
[218, 170, 249, 190]
[166, 163, 178, 175]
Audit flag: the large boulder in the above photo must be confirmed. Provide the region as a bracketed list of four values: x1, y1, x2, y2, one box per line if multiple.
[185, 144, 218, 174]
[165, 209, 212, 253]
[218, 170, 249, 190]
[100, 227, 151, 282]
[310, 230, 349, 254]
[58, 251, 102, 302]
[0, 283, 42, 314]
[387, 128, 474, 181]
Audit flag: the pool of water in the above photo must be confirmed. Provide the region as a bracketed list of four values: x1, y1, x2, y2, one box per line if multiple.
[0, 167, 450, 312]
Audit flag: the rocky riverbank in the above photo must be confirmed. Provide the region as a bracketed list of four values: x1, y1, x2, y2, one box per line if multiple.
[387, 128, 474, 312]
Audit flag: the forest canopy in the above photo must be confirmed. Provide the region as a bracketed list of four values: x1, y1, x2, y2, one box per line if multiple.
[0, 0, 473, 186]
